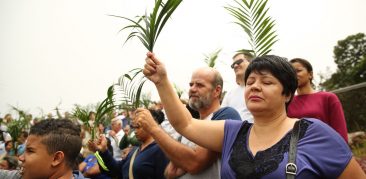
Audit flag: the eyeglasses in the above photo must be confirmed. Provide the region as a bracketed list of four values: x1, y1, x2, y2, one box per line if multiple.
[231, 59, 244, 69]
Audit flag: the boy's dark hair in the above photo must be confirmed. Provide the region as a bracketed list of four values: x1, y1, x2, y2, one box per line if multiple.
[244, 55, 298, 109]
[29, 119, 82, 169]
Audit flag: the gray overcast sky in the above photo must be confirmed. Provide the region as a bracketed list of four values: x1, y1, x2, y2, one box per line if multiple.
[1, 0, 365, 117]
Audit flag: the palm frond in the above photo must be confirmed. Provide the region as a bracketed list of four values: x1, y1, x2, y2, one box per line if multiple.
[225, 0, 278, 57]
[111, 0, 182, 51]
[116, 68, 147, 110]
[72, 85, 118, 139]
[204, 48, 222, 67]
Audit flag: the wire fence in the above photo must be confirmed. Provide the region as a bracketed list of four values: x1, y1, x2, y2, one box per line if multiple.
[332, 82, 366, 132]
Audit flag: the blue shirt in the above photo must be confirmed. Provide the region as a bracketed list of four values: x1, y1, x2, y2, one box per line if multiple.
[82, 154, 111, 179]
[212, 107, 241, 121]
[99, 142, 169, 179]
[221, 118, 352, 178]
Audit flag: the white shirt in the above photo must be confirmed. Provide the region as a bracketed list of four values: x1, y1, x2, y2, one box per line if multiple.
[178, 113, 220, 179]
[107, 129, 124, 161]
[221, 85, 253, 123]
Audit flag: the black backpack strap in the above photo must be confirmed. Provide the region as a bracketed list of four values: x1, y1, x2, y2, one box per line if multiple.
[286, 120, 301, 179]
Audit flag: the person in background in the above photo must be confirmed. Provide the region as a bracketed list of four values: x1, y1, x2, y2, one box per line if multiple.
[288, 58, 348, 142]
[0, 156, 18, 170]
[16, 131, 28, 157]
[140, 52, 365, 178]
[221, 52, 253, 122]
[0, 141, 15, 159]
[106, 117, 124, 161]
[80, 139, 113, 179]
[119, 124, 140, 151]
[91, 108, 169, 179]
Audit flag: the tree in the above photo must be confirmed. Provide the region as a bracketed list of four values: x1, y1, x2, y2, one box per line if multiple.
[320, 33, 366, 90]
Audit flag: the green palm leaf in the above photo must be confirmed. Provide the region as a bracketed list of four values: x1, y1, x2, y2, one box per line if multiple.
[225, 0, 278, 57]
[72, 85, 118, 139]
[116, 68, 147, 110]
[204, 48, 222, 68]
[111, 0, 182, 52]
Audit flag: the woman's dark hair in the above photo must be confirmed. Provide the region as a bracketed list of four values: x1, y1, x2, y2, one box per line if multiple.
[244, 55, 298, 109]
[290, 58, 315, 87]
[149, 109, 165, 125]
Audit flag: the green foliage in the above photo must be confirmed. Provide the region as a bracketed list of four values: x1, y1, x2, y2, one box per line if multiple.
[173, 83, 184, 99]
[111, 0, 182, 51]
[117, 68, 147, 110]
[141, 93, 153, 109]
[334, 86, 366, 132]
[6, 106, 32, 154]
[204, 49, 222, 68]
[72, 85, 117, 139]
[320, 33, 366, 90]
[225, 0, 278, 57]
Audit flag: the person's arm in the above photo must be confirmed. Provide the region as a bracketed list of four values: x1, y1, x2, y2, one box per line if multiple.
[83, 163, 102, 177]
[164, 162, 186, 179]
[119, 134, 129, 150]
[92, 135, 125, 178]
[338, 157, 366, 179]
[141, 52, 225, 152]
[78, 161, 87, 172]
[327, 93, 348, 142]
[147, 119, 218, 173]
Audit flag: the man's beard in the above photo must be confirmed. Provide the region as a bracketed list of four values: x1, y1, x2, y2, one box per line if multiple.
[189, 94, 213, 111]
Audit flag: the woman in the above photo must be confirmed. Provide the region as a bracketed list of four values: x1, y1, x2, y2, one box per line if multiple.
[138, 52, 365, 178]
[287, 58, 348, 142]
[91, 109, 168, 179]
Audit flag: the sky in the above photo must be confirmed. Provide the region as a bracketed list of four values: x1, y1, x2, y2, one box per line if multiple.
[1, 0, 365, 118]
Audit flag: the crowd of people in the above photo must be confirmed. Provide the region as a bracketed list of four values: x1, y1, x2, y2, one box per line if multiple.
[0, 52, 365, 178]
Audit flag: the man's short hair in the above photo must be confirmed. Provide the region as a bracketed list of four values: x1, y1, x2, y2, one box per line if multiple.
[232, 52, 254, 61]
[29, 119, 82, 169]
[111, 117, 122, 125]
[210, 70, 224, 98]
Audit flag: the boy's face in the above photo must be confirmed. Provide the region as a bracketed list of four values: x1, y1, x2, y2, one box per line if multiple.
[19, 135, 54, 179]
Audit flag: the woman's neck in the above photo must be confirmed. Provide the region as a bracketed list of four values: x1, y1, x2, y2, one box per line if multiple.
[250, 111, 295, 155]
[252, 111, 288, 134]
[140, 137, 154, 151]
[297, 83, 314, 95]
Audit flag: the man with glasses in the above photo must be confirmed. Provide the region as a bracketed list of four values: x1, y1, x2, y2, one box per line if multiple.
[221, 52, 254, 122]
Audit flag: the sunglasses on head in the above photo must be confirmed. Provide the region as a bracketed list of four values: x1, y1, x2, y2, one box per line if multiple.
[231, 59, 244, 69]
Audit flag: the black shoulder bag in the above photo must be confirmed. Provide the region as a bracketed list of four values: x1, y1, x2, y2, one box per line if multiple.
[286, 120, 301, 179]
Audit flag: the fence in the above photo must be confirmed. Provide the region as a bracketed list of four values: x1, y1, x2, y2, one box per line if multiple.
[332, 82, 366, 132]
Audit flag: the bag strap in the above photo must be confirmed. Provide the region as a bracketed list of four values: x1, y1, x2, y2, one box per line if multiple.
[286, 120, 301, 179]
[129, 148, 139, 179]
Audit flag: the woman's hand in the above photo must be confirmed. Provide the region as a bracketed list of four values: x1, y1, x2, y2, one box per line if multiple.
[143, 52, 168, 86]
[135, 108, 160, 134]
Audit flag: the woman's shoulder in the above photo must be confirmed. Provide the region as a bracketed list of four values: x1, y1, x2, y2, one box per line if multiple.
[223, 120, 251, 142]
[313, 91, 338, 98]
[300, 118, 348, 146]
